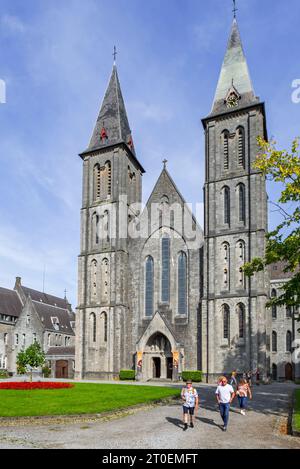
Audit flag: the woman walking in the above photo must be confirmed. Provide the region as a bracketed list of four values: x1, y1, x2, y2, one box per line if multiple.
[236, 378, 252, 415]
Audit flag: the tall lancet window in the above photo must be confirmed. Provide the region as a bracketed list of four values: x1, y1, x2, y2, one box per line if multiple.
[237, 126, 245, 168]
[100, 312, 108, 344]
[223, 304, 230, 340]
[91, 260, 98, 302]
[223, 131, 229, 170]
[178, 252, 187, 315]
[105, 161, 112, 198]
[238, 183, 246, 223]
[223, 187, 230, 225]
[145, 256, 154, 317]
[238, 303, 245, 338]
[161, 235, 170, 303]
[90, 313, 96, 343]
[93, 164, 101, 201]
[101, 258, 109, 304]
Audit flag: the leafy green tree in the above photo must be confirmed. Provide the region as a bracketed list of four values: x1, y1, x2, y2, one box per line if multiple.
[244, 137, 300, 312]
[16, 342, 46, 382]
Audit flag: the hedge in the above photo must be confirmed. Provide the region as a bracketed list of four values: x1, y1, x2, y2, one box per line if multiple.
[119, 370, 136, 381]
[181, 371, 203, 383]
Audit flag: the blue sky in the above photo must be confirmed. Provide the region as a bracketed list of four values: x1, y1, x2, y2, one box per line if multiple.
[0, 0, 299, 308]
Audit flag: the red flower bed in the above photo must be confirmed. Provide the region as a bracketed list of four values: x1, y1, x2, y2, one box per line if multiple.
[0, 382, 74, 390]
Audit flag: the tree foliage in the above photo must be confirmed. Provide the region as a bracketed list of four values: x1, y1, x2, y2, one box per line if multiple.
[244, 137, 300, 309]
[16, 342, 46, 381]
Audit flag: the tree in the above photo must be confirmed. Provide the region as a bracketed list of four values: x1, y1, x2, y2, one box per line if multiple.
[16, 342, 46, 382]
[244, 137, 300, 311]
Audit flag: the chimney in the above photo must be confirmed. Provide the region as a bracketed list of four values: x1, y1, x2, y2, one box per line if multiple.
[15, 277, 22, 288]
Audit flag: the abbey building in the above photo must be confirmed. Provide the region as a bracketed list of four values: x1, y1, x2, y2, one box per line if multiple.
[74, 18, 300, 383]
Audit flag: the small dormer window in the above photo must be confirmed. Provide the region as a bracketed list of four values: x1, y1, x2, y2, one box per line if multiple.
[51, 317, 60, 331]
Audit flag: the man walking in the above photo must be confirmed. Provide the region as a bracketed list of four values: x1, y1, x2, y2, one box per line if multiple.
[215, 376, 235, 431]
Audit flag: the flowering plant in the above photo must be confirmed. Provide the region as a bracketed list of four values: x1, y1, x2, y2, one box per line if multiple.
[0, 382, 74, 390]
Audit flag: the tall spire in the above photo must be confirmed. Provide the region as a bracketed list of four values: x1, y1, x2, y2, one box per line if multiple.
[211, 17, 258, 115]
[85, 63, 135, 155]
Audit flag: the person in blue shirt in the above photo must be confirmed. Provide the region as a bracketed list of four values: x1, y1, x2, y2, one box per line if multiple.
[181, 380, 199, 431]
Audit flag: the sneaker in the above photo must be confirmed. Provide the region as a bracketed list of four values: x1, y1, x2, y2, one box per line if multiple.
[223, 426, 227, 432]
[241, 410, 246, 416]
[190, 422, 194, 428]
[183, 423, 188, 431]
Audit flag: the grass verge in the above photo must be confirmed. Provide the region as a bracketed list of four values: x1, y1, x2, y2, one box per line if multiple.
[293, 389, 300, 434]
[0, 383, 180, 418]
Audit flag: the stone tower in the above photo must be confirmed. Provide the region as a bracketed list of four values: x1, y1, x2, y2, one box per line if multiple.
[75, 64, 145, 380]
[201, 18, 270, 382]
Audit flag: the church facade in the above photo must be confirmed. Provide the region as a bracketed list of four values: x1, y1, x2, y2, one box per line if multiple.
[75, 18, 283, 382]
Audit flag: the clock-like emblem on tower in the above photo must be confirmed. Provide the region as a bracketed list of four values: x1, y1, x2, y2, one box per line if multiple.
[224, 81, 241, 109]
[226, 92, 239, 108]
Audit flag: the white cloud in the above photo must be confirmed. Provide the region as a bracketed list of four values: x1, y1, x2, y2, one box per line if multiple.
[130, 101, 173, 123]
[1, 14, 26, 34]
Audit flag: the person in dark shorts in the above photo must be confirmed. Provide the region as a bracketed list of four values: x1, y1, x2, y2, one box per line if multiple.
[181, 379, 199, 431]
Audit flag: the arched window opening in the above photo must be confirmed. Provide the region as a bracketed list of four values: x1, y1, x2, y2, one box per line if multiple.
[178, 252, 187, 315]
[223, 131, 229, 170]
[238, 304, 245, 338]
[272, 331, 277, 352]
[238, 184, 246, 223]
[105, 161, 112, 197]
[101, 312, 108, 343]
[145, 256, 154, 317]
[271, 289, 277, 319]
[101, 259, 109, 304]
[91, 260, 98, 302]
[224, 187, 230, 225]
[286, 331, 292, 352]
[237, 127, 245, 168]
[223, 243, 229, 261]
[223, 305, 230, 340]
[90, 313, 96, 343]
[161, 236, 170, 303]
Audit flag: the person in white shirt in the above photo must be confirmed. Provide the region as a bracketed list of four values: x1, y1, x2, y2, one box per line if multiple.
[215, 376, 235, 431]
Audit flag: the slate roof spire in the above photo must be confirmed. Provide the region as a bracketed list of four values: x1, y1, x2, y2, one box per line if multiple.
[85, 63, 135, 155]
[211, 17, 258, 115]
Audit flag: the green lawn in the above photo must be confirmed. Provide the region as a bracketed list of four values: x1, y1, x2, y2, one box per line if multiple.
[0, 383, 181, 418]
[294, 389, 300, 432]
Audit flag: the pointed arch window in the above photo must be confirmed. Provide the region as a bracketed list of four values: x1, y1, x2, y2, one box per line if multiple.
[223, 304, 230, 340]
[93, 164, 101, 201]
[178, 252, 187, 315]
[105, 161, 112, 197]
[161, 236, 170, 303]
[238, 303, 245, 338]
[145, 256, 154, 317]
[101, 258, 109, 304]
[91, 260, 98, 302]
[286, 331, 292, 352]
[237, 126, 245, 168]
[223, 131, 229, 170]
[238, 183, 246, 223]
[101, 312, 108, 343]
[223, 187, 230, 225]
[90, 313, 96, 343]
[272, 331, 277, 352]
[271, 289, 277, 319]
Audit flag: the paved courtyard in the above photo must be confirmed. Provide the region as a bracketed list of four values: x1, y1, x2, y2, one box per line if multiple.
[0, 382, 299, 449]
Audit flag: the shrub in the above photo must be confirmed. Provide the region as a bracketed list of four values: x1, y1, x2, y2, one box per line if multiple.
[0, 370, 8, 379]
[119, 370, 135, 381]
[42, 366, 51, 378]
[181, 371, 203, 383]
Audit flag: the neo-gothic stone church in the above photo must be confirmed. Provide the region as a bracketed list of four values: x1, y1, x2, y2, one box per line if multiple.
[75, 18, 272, 383]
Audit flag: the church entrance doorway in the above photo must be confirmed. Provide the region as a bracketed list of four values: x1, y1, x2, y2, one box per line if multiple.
[153, 357, 161, 378]
[144, 333, 173, 381]
[56, 360, 68, 379]
[285, 362, 293, 381]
